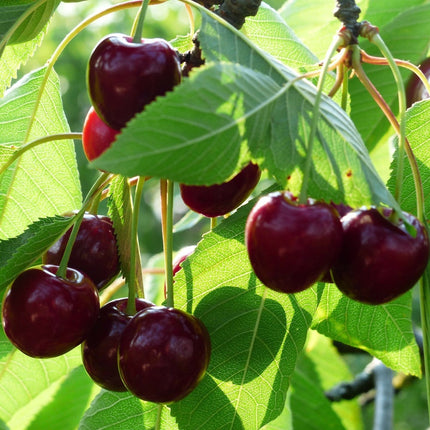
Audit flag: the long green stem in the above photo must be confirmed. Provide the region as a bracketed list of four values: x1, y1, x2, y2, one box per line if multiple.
[370, 34, 408, 207]
[57, 172, 111, 279]
[298, 34, 344, 203]
[131, 0, 150, 43]
[126, 176, 146, 315]
[0, 133, 82, 176]
[161, 180, 175, 308]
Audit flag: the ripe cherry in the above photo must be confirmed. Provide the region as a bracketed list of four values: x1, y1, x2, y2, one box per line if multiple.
[245, 192, 343, 293]
[180, 162, 261, 217]
[2, 265, 100, 358]
[82, 298, 154, 391]
[87, 34, 181, 130]
[118, 306, 211, 403]
[82, 107, 120, 161]
[43, 213, 120, 290]
[406, 57, 430, 107]
[332, 208, 429, 304]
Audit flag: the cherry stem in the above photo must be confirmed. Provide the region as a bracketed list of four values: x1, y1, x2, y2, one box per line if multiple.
[131, 0, 150, 43]
[210, 217, 218, 230]
[350, 46, 425, 217]
[24, 0, 142, 145]
[360, 50, 430, 97]
[126, 176, 146, 315]
[57, 172, 112, 279]
[0, 133, 82, 177]
[185, 3, 195, 36]
[368, 35, 408, 205]
[299, 34, 345, 204]
[341, 66, 349, 111]
[160, 180, 175, 308]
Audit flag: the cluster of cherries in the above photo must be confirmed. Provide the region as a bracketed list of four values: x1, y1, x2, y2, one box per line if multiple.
[2, 213, 211, 403]
[245, 192, 429, 304]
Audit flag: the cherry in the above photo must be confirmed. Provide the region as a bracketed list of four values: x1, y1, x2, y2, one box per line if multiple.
[43, 213, 120, 290]
[81, 298, 154, 391]
[332, 208, 429, 305]
[82, 107, 120, 161]
[118, 306, 211, 403]
[2, 265, 99, 358]
[245, 192, 343, 293]
[180, 162, 261, 217]
[406, 57, 430, 107]
[87, 34, 181, 130]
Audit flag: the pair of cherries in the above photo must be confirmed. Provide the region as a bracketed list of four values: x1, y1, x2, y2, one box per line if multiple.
[245, 192, 429, 305]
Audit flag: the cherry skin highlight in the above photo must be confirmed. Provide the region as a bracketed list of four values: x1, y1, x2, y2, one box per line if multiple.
[118, 306, 211, 403]
[82, 107, 120, 161]
[245, 191, 343, 293]
[87, 34, 181, 130]
[332, 208, 429, 305]
[43, 213, 120, 290]
[180, 162, 261, 217]
[82, 298, 154, 391]
[2, 265, 100, 358]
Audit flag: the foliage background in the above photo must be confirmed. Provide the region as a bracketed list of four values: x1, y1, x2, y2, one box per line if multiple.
[2, 0, 430, 428]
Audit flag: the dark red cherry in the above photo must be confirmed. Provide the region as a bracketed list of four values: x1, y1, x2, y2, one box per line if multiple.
[332, 208, 429, 304]
[180, 162, 261, 217]
[2, 265, 100, 358]
[81, 298, 154, 391]
[43, 213, 120, 290]
[118, 306, 211, 403]
[406, 57, 430, 107]
[87, 34, 181, 130]
[82, 107, 120, 161]
[245, 192, 343, 293]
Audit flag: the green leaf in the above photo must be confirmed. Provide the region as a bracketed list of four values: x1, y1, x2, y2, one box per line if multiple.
[0, 215, 74, 293]
[107, 175, 143, 289]
[93, 10, 396, 213]
[387, 99, 430, 218]
[0, 0, 60, 47]
[0, 28, 45, 97]
[312, 284, 421, 376]
[79, 391, 178, 430]
[0, 66, 82, 240]
[168, 202, 318, 429]
[0, 325, 82, 427]
[290, 332, 362, 430]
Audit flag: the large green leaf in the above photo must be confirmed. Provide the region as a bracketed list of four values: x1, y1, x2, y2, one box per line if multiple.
[0, 325, 82, 428]
[0, 66, 81, 240]
[168, 202, 318, 429]
[0, 0, 60, 48]
[312, 284, 421, 376]
[93, 8, 396, 213]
